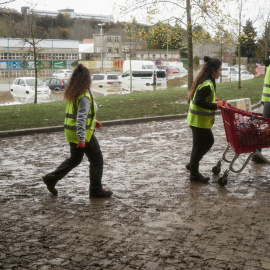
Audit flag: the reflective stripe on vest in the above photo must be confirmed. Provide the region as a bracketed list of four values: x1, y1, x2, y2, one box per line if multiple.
[261, 67, 270, 102]
[64, 124, 92, 130]
[187, 80, 216, 129]
[189, 107, 215, 116]
[65, 113, 95, 120]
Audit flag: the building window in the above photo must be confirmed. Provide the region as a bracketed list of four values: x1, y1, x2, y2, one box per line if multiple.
[54, 53, 65, 60]
[16, 53, 23, 60]
[0, 53, 7, 60]
[66, 54, 78, 60]
[114, 37, 119, 42]
[38, 53, 50, 60]
[114, 48, 119, 53]
[141, 55, 144, 60]
[165, 54, 167, 60]
[107, 36, 111, 42]
[152, 54, 155, 60]
[107, 47, 112, 53]
[25, 54, 34, 60]
[9, 53, 16, 59]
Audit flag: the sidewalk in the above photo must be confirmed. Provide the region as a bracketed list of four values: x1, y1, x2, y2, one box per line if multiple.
[1, 114, 270, 270]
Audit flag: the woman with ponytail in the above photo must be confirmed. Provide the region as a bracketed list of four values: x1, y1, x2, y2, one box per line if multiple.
[186, 56, 223, 182]
[42, 64, 113, 198]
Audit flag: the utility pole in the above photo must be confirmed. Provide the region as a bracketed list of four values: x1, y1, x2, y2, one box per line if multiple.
[186, 0, 193, 91]
[98, 23, 105, 73]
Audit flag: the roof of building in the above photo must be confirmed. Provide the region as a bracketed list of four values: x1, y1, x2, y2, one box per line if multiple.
[79, 43, 94, 53]
[83, 39, 93, 44]
[0, 38, 79, 49]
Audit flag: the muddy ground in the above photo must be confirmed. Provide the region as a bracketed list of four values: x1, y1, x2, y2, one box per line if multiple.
[1, 114, 270, 270]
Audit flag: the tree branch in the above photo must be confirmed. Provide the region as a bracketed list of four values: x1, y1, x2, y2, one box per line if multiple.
[0, 0, 15, 4]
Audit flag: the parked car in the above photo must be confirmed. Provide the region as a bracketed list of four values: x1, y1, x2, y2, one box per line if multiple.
[91, 74, 122, 88]
[255, 65, 265, 74]
[120, 69, 167, 86]
[10, 77, 51, 96]
[167, 66, 179, 76]
[43, 77, 69, 91]
[221, 67, 231, 77]
[156, 65, 179, 77]
[231, 70, 254, 80]
[53, 69, 73, 78]
[156, 65, 169, 71]
[229, 67, 239, 72]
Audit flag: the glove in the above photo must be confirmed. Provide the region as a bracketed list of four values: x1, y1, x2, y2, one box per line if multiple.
[216, 101, 223, 108]
[76, 141, 85, 148]
[96, 120, 102, 129]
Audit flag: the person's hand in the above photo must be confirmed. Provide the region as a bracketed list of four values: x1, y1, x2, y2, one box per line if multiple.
[215, 97, 218, 101]
[76, 141, 85, 148]
[217, 99, 225, 109]
[96, 120, 102, 129]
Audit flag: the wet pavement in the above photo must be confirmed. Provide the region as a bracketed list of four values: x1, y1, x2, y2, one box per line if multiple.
[1, 114, 270, 270]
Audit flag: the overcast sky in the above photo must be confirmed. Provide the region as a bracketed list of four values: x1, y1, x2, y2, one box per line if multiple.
[4, 0, 126, 18]
[3, 0, 270, 37]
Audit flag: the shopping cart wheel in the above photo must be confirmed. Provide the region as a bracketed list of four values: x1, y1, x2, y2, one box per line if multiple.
[218, 176, 228, 186]
[212, 165, 221, 175]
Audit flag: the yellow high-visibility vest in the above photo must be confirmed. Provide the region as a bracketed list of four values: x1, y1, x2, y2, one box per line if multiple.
[64, 92, 95, 143]
[187, 80, 216, 129]
[261, 67, 270, 102]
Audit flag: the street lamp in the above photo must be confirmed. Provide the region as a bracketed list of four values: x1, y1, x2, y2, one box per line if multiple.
[98, 23, 105, 73]
[122, 48, 132, 91]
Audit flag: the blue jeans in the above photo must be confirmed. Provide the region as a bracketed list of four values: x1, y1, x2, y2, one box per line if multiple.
[47, 133, 103, 192]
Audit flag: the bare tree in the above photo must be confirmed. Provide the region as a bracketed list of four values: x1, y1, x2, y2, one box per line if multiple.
[0, 0, 15, 4]
[119, 0, 232, 91]
[222, 0, 258, 89]
[12, 12, 46, 104]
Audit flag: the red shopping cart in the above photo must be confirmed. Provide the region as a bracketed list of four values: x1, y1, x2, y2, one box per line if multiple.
[213, 102, 270, 186]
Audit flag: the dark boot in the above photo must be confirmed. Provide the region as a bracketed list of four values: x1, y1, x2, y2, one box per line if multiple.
[190, 173, 210, 182]
[251, 149, 266, 163]
[251, 155, 266, 163]
[185, 163, 190, 171]
[89, 189, 113, 198]
[42, 175, 58, 196]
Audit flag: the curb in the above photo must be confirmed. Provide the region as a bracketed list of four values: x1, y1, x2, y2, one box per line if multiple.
[0, 102, 262, 138]
[0, 114, 188, 138]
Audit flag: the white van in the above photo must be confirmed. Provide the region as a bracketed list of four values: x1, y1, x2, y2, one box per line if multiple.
[120, 69, 167, 86]
[123, 60, 157, 72]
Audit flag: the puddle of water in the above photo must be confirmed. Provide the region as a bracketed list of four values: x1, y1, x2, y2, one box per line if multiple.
[0, 71, 264, 106]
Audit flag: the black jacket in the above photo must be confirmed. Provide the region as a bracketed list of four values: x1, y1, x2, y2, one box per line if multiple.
[193, 77, 218, 111]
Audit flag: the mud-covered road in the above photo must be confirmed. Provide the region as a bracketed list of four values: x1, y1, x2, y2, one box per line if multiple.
[1, 115, 270, 270]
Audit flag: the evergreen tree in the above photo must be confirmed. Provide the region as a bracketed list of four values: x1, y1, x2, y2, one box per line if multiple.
[236, 19, 257, 58]
[256, 21, 270, 60]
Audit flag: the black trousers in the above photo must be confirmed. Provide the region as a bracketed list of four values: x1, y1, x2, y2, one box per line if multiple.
[47, 133, 103, 192]
[257, 101, 270, 153]
[263, 101, 270, 118]
[189, 125, 214, 175]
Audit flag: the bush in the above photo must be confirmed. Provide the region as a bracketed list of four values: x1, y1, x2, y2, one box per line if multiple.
[194, 56, 200, 65]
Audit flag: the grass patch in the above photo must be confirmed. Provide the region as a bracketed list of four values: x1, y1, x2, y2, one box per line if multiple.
[0, 77, 264, 131]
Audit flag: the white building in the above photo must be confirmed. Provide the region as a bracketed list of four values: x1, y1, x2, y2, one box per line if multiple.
[21, 7, 114, 22]
[0, 38, 79, 78]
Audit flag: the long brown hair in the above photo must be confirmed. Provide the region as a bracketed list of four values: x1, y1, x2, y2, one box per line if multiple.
[188, 56, 222, 103]
[64, 64, 91, 102]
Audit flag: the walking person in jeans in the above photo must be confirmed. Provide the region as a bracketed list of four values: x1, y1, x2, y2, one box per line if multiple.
[186, 56, 223, 182]
[42, 64, 113, 198]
